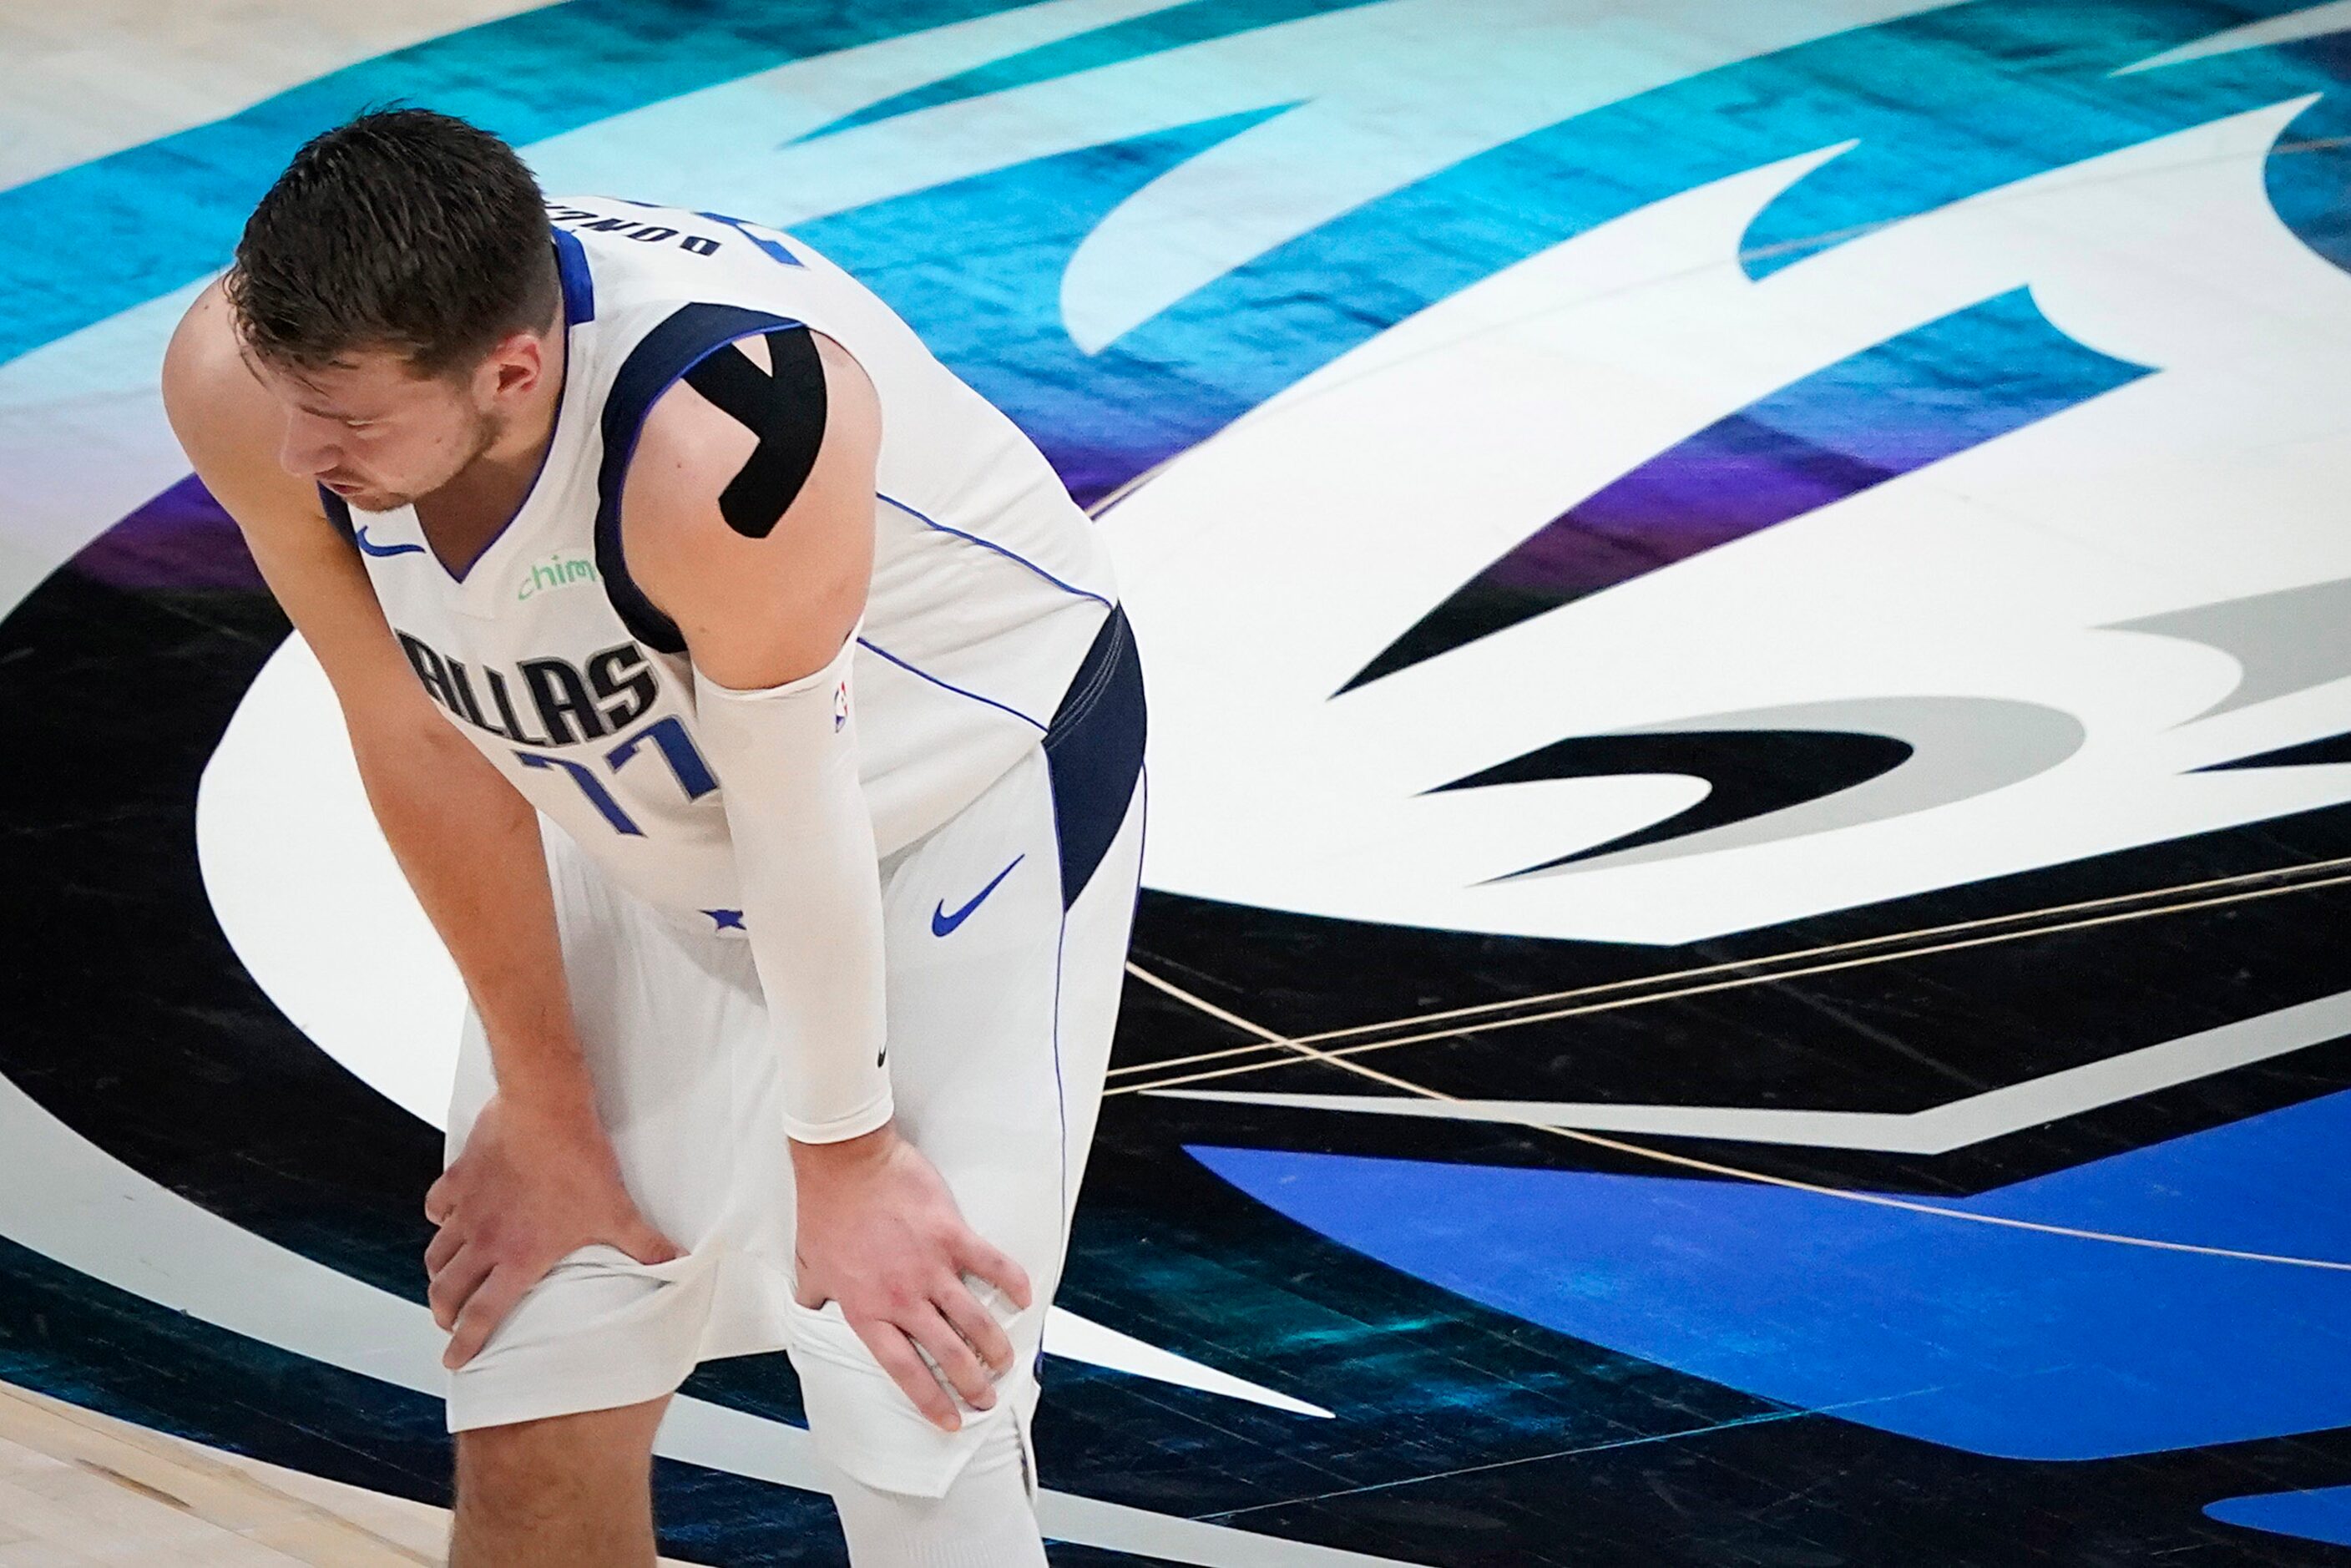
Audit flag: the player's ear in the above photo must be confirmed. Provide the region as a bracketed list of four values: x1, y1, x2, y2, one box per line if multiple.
[474, 329, 547, 403]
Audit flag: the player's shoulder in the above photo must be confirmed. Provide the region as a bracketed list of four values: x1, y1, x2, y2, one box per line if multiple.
[618, 325, 882, 675]
[160, 280, 314, 519]
[627, 325, 881, 526]
[161, 280, 252, 412]
[162, 279, 291, 454]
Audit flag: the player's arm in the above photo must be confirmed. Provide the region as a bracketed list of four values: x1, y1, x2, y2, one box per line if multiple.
[160, 281, 675, 1363]
[624, 326, 1029, 1430]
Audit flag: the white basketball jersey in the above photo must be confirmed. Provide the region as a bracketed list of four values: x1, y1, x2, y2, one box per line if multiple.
[332, 197, 1117, 920]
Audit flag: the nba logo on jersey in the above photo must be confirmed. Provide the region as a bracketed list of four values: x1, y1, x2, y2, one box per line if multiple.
[832, 680, 848, 732]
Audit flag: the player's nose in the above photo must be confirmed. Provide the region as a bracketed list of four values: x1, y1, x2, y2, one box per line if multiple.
[277, 412, 344, 478]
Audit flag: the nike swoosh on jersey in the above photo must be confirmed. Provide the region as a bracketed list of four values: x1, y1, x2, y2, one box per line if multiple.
[932, 854, 1024, 937]
[353, 524, 426, 559]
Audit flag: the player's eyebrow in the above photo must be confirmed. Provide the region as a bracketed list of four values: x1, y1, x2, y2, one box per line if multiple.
[286, 373, 367, 420]
[233, 339, 377, 420]
[291, 392, 375, 421]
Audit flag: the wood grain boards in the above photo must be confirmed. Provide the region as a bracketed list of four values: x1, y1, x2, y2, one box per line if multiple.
[0, 1380, 695, 1567]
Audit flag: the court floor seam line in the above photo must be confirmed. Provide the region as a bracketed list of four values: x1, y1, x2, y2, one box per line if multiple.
[1110, 857, 2351, 1086]
[1190, 1382, 1953, 1523]
[1120, 961, 2351, 1273]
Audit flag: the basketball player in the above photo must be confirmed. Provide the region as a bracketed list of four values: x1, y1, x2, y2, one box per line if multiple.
[159, 109, 1145, 1566]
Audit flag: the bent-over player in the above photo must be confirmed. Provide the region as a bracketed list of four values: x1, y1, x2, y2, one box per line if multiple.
[160, 108, 1146, 1566]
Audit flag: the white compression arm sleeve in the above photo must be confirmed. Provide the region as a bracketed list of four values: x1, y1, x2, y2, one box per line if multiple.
[693, 630, 892, 1143]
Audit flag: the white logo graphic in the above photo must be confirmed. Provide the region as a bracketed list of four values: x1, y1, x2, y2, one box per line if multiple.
[1097, 103, 2351, 945]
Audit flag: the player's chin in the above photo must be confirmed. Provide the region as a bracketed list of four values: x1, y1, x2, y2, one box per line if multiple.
[334, 483, 407, 513]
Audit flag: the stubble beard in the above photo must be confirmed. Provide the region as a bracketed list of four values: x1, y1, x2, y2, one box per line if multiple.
[355, 402, 506, 514]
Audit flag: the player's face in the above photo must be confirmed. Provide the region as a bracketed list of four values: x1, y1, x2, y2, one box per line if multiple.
[247, 342, 515, 514]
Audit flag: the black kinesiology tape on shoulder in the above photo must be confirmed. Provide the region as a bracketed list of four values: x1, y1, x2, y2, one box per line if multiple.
[681, 326, 829, 539]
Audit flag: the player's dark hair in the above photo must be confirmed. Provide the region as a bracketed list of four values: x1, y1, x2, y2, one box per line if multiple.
[225, 108, 559, 379]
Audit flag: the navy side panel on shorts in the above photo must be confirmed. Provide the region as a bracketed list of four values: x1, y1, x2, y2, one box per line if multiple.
[1042, 606, 1145, 909]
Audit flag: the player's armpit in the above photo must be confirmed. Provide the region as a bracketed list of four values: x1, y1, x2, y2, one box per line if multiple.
[619, 326, 882, 691]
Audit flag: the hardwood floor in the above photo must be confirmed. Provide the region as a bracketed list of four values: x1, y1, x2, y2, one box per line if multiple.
[0, 1379, 432, 1565]
[0, 1380, 701, 1566]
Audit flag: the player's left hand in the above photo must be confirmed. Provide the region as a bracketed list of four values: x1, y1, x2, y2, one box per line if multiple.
[789, 1120, 1033, 1433]
[423, 1090, 684, 1369]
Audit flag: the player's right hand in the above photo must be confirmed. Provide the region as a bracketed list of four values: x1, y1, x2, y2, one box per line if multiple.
[422, 1090, 683, 1368]
[788, 1120, 1032, 1432]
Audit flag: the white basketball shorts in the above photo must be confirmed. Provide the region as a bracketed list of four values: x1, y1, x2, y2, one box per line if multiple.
[440, 609, 1146, 1501]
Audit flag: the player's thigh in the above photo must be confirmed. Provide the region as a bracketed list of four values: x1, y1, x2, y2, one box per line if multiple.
[448, 817, 770, 1244]
[880, 614, 1145, 1244]
[878, 746, 1085, 1273]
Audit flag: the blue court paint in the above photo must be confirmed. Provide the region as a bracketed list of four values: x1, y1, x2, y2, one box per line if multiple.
[2207, 1485, 2351, 1547]
[1190, 1084, 2351, 1460]
[10, 0, 2351, 535]
[1731, 0, 2351, 277]
[1342, 287, 2151, 686]
[18, 1, 2348, 478]
[0, 0, 1017, 367]
[776, 0, 2349, 511]
[794, 108, 1293, 506]
[2261, 72, 2351, 276]
[795, 0, 1384, 144]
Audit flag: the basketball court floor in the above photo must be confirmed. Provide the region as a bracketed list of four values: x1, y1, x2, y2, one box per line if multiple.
[8, 1, 2351, 1562]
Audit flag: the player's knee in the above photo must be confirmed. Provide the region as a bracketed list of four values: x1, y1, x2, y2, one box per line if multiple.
[453, 1400, 664, 1528]
[456, 1423, 586, 1530]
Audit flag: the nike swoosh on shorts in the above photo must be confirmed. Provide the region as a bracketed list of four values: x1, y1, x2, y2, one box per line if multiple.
[932, 854, 1025, 937]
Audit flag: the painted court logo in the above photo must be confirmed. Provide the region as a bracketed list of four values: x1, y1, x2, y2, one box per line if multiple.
[23, 8, 2351, 1564]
